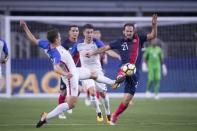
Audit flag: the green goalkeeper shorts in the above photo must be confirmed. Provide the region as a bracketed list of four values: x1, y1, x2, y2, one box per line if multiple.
[148, 67, 161, 81]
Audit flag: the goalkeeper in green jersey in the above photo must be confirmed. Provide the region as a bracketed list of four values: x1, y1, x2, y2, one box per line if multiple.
[142, 39, 167, 100]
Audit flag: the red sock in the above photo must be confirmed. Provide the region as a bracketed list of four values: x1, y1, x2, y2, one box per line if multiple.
[117, 69, 125, 78]
[114, 102, 128, 117]
[96, 91, 100, 99]
[58, 94, 66, 104]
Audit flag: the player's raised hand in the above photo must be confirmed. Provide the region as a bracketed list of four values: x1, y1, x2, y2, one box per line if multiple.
[152, 14, 157, 26]
[20, 20, 27, 28]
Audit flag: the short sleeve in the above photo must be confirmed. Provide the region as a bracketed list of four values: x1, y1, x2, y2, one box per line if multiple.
[2, 41, 8, 55]
[160, 47, 164, 59]
[52, 57, 60, 65]
[38, 39, 49, 49]
[93, 38, 105, 48]
[50, 49, 61, 65]
[109, 39, 119, 49]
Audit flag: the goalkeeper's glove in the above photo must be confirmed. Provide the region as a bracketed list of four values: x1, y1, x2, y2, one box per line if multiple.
[162, 64, 167, 76]
[142, 62, 148, 72]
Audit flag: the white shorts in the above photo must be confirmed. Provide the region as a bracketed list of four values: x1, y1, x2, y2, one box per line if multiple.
[61, 67, 91, 96]
[61, 68, 79, 97]
[81, 70, 107, 92]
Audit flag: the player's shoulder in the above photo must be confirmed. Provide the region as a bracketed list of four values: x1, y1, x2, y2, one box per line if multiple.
[110, 37, 122, 44]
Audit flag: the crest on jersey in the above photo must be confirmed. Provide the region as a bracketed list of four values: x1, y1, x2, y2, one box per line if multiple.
[133, 39, 137, 43]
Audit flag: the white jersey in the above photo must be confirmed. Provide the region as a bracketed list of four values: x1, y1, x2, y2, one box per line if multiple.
[38, 39, 76, 72]
[77, 41, 102, 71]
[38, 39, 78, 96]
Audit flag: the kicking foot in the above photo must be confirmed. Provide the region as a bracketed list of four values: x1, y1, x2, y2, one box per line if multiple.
[36, 112, 47, 128]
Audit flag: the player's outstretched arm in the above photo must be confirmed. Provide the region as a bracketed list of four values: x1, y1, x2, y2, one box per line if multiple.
[20, 20, 39, 45]
[86, 45, 111, 57]
[147, 14, 157, 40]
[106, 50, 121, 60]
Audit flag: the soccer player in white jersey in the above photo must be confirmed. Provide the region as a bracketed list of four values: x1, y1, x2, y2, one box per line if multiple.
[71, 24, 113, 123]
[0, 39, 9, 88]
[20, 20, 116, 128]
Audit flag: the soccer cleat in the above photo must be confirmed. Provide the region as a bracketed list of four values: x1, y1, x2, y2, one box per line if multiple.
[36, 112, 47, 128]
[154, 94, 160, 100]
[111, 75, 126, 89]
[96, 112, 104, 122]
[145, 91, 152, 98]
[106, 115, 111, 124]
[116, 70, 126, 83]
[58, 112, 67, 119]
[67, 109, 73, 114]
[110, 113, 118, 125]
[112, 69, 126, 89]
[85, 98, 91, 106]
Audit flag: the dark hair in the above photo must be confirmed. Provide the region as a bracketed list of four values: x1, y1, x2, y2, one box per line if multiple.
[123, 23, 135, 30]
[83, 24, 94, 31]
[68, 25, 79, 31]
[47, 28, 59, 43]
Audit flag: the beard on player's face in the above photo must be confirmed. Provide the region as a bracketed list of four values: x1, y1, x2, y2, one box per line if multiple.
[124, 33, 134, 39]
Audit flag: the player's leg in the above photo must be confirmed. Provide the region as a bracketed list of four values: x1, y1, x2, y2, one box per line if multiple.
[110, 76, 137, 125]
[36, 72, 79, 128]
[154, 67, 161, 100]
[77, 67, 115, 85]
[146, 67, 154, 97]
[82, 79, 103, 122]
[58, 78, 67, 119]
[95, 82, 111, 123]
[84, 89, 91, 106]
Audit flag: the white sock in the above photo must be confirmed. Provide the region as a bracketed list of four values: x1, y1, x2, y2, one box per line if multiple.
[102, 94, 110, 115]
[46, 103, 69, 120]
[90, 95, 101, 113]
[96, 75, 115, 85]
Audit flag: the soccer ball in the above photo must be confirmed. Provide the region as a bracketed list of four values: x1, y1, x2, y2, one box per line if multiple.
[121, 63, 136, 76]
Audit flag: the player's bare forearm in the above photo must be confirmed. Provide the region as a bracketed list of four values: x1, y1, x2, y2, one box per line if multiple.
[93, 45, 111, 55]
[106, 50, 121, 60]
[147, 14, 157, 40]
[54, 65, 67, 76]
[20, 20, 38, 45]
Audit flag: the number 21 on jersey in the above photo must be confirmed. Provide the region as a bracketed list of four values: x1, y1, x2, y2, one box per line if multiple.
[121, 42, 128, 51]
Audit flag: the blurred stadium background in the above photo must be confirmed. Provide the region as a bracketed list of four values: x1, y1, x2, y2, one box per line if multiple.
[0, 0, 197, 131]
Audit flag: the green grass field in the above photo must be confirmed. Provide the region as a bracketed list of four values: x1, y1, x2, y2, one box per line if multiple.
[0, 98, 197, 131]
